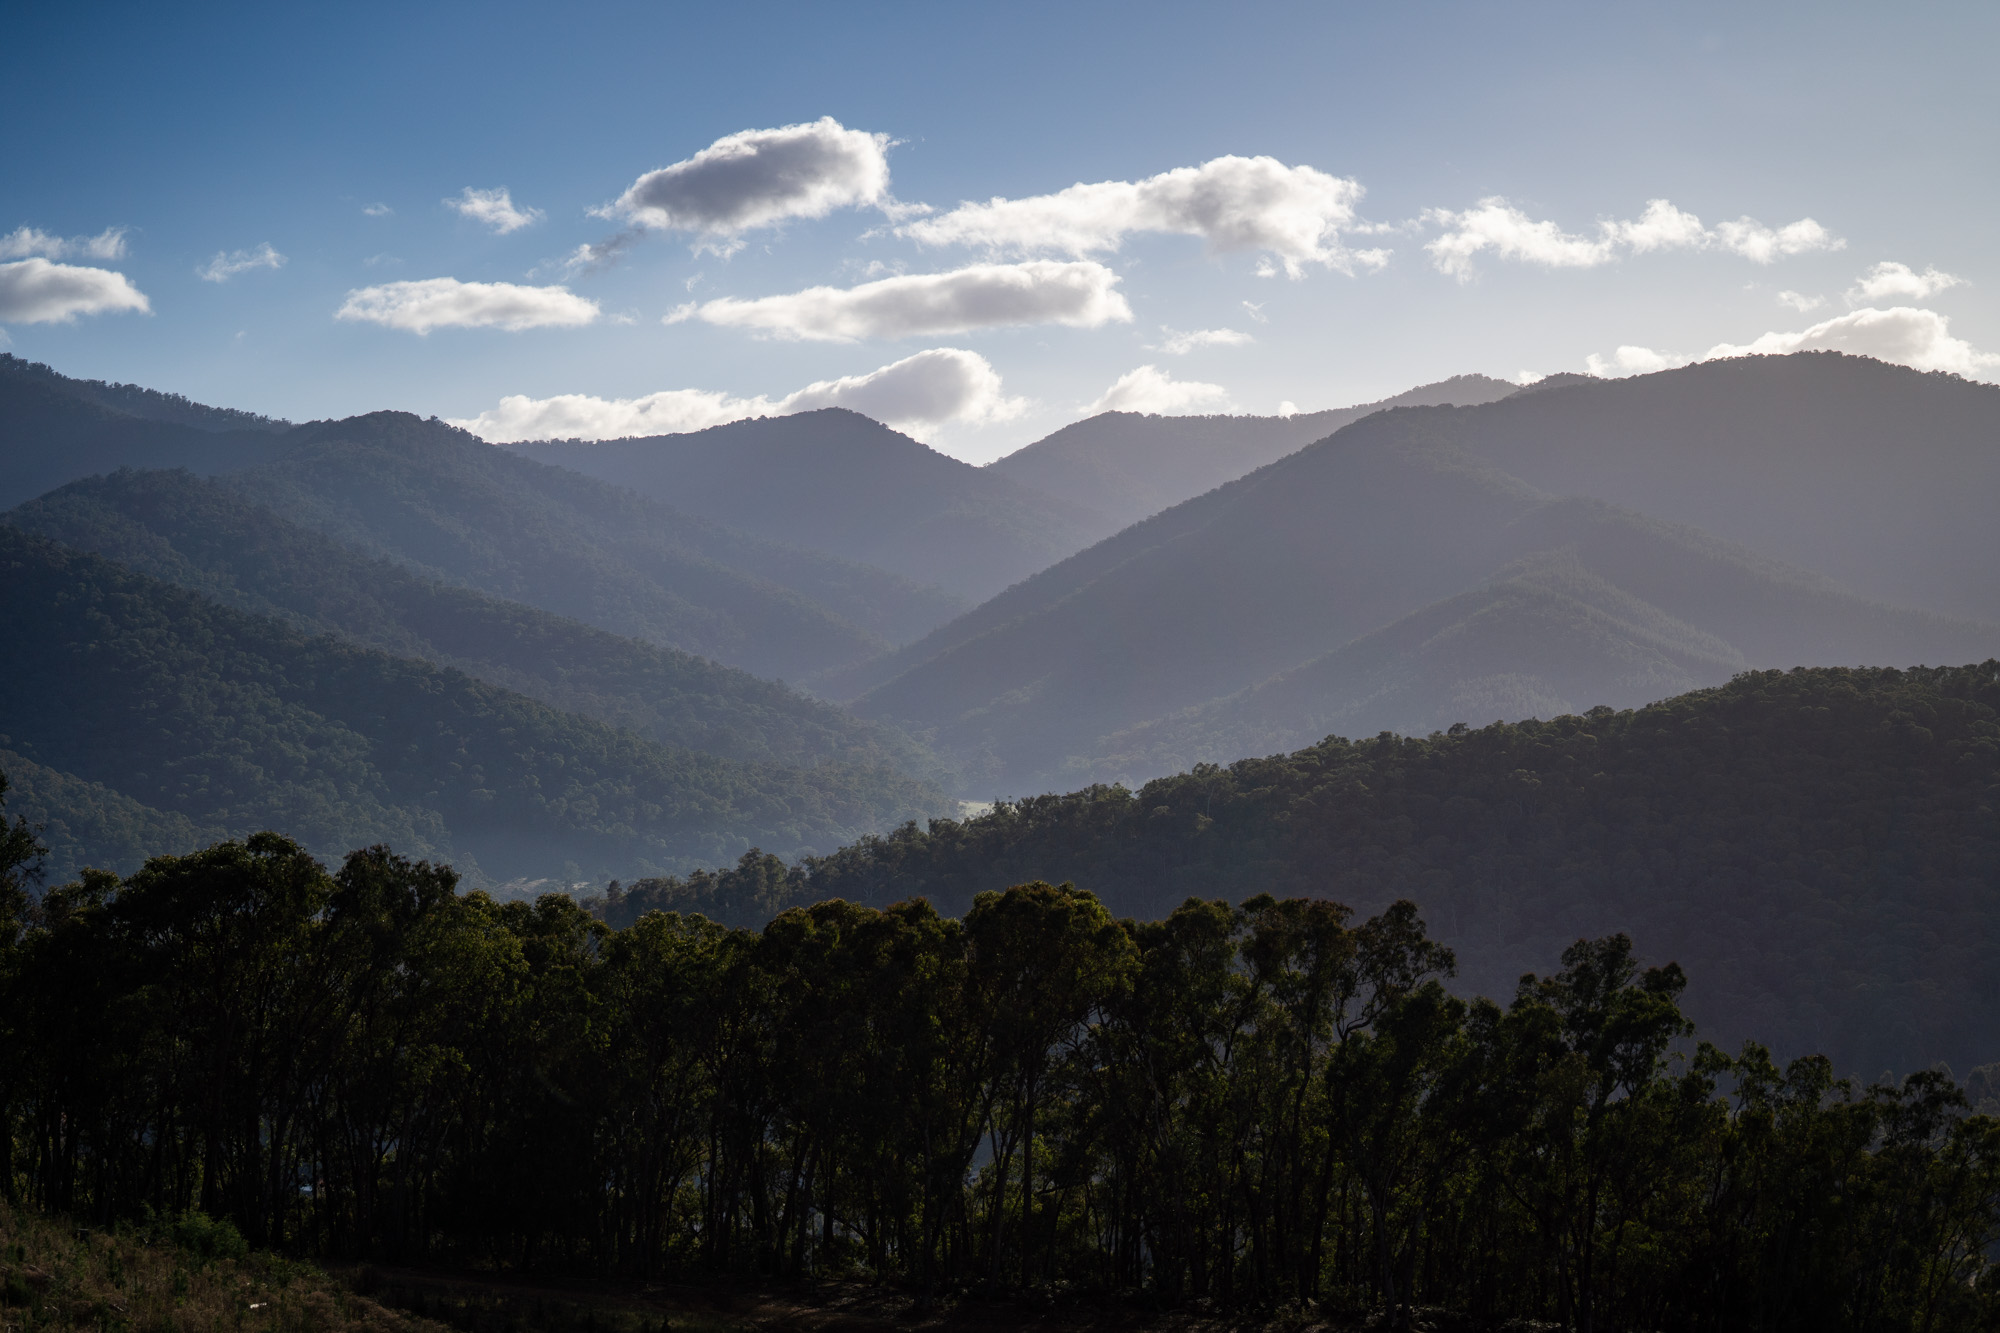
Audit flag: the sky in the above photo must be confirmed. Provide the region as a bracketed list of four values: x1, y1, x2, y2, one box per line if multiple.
[3, 0, 1995, 463]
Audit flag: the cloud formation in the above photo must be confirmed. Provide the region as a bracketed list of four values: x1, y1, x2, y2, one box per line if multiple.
[363, 203, 393, 217]
[901, 155, 1379, 277]
[1424, 197, 1842, 279]
[1153, 326, 1253, 354]
[1846, 261, 1964, 304]
[335, 277, 599, 333]
[0, 225, 129, 262]
[1086, 364, 1230, 415]
[1587, 306, 1999, 381]
[1777, 290, 1825, 313]
[198, 243, 286, 282]
[672, 260, 1130, 341]
[604, 117, 892, 248]
[448, 347, 1023, 443]
[447, 187, 544, 234]
[0, 258, 151, 323]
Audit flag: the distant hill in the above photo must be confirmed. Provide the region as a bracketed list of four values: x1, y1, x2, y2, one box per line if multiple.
[799, 664, 2000, 1080]
[1431, 353, 2000, 622]
[986, 373, 1519, 531]
[848, 355, 2000, 790]
[5, 468, 938, 777]
[0, 526, 950, 884]
[229, 411, 964, 679]
[508, 408, 1109, 604]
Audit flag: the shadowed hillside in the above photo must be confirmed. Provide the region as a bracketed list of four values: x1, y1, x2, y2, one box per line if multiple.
[5, 468, 939, 777]
[0, 527, 949, 882]
[847, 356, 2000, 790]
[509, 408, 1107, 603]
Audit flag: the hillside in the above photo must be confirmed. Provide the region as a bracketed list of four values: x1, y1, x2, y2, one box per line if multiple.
[1428, 352, 2000, 622]
[0, 527, 949, 883]
[509, 408, 1109, 603]
[234, 412, 963, 678]
[0, 359, 283, 508]
[986, 373, 1518, 531]
[6, 468, 937, 776]
[801, 665, 2000, 1079]
[848, 356, 2000, 790]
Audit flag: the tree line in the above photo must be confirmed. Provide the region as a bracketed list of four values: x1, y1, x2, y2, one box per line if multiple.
[2, 804, 1998, 1330]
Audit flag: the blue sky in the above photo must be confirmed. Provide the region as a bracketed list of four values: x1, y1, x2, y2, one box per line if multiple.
[3, 0, 1994, 462]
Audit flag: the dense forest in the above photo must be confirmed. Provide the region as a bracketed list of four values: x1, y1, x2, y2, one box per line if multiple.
[617, 665, 2000, 1080]
[2, 800, 1997, 1331]
[0, 527, 948, 882]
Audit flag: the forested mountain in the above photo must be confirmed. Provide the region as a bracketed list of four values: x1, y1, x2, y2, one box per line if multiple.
[1426, 352, 2000, 621]
[848, 355, 2000, 789]
[0, 352, 289, 432]
[231, 412, 962, 678]
[696, 665, 2000, 1080]
[0, 527, 949, 883]
[0, 359, 283, 508]
[509, 408, 1107, 603]
[5, 468, 937, 777]
[986, 373, 1518, 531]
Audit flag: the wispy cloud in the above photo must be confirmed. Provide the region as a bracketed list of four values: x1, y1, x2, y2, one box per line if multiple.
[1424, 197, 1842, 279]
[0, 225, 130, 262]
[198, 243, 286, 282]
[450, 347, 1025, 443]
[1152, 326, 1253, 355]
[446, 187, 544, 234]
[0, 258, 151, 323]
[901, 155, 1385, 278]
[363, 203, 393, 217]
[1085, 364, 1230, 415]
[335, 277, 599, 333]
[1776, 290, 1825, 313]
[671, 260, 1130, 341]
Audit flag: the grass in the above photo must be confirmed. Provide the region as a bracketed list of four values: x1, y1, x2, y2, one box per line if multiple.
[0, 1199, 452, 1333]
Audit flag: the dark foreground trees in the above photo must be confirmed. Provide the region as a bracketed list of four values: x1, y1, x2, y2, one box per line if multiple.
[3, 824, 1998, 1330]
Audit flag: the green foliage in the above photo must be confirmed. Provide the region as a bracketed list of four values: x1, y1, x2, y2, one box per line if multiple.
[6, 468, 941, 778]
[5, 839, 1998, 1330]
[0, 528, 950, 883]
[809, 664, 2000, 1077]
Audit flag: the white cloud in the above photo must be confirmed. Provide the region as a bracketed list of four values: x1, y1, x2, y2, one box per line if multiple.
[0, 225, 129, 262]
[1424, 197, 1841, 279]
[198, 243, 286, 282]
[1705, 306, 1999, 378]
[674, 259, 1130, 341]
[1153, 326, 1253, 355]
[604, 117, 892, 247]
[1584, 345, 1693, 377]
[0, 258, 151, 323]
[1240, 299, 1268, 323]
[1713, 217, 1842, 263]
[335, 277, 599, 333]
[448, 347, 1024, 443]
[901, 155, 1379, 278]
[1277, 400, 1298, 417]
[363, 203, 393, 217]
[1086, 364, 1230, 415]
[447, 187, 544, 234]
[1777, 290, 1825, 313]
[1845, 261, 1964, 304]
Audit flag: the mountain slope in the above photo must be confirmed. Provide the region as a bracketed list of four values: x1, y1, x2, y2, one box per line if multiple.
[803, 664, 2000, 1079]
[986, 373, 1518, 531]
[4, 468, 936, 776]
[233, 412, 962, 677]
[1430, 352, 2000, 621]
[0, 527, 949, 884]
[0, 360, 283, 508]
[507, 408, 1109, 603]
